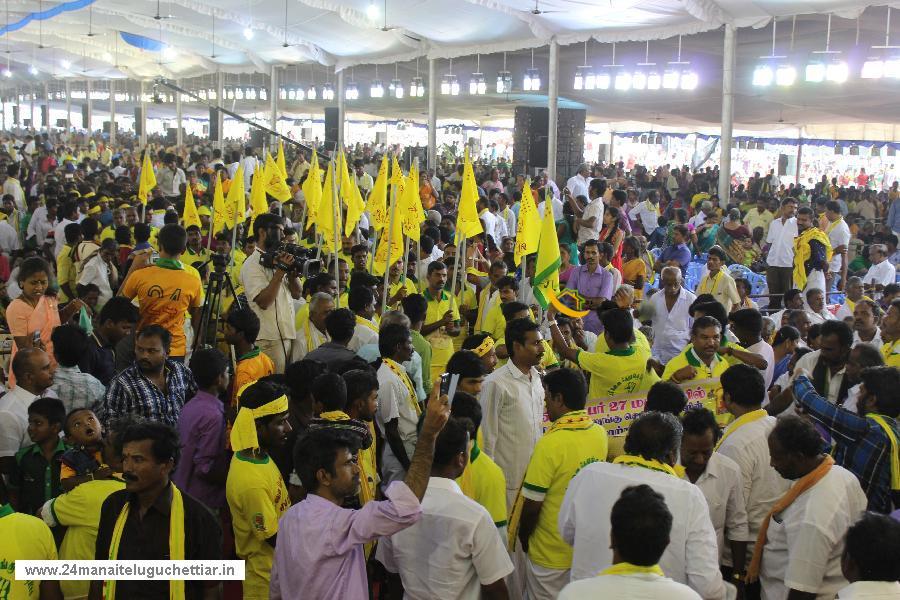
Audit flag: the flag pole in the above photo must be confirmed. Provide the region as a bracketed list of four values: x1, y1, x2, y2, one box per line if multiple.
[401, 235, 411, 284]
[206, 200, 216, 253]
[449, 231, 462, 299]
[381, 181, 399, 315]
[331, 155, 341, 309]
[368, 228, 379, 274]
[459, 235, 468, 302]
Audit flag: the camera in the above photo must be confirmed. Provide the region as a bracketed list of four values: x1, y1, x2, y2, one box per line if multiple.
[260, 242, 322, 277]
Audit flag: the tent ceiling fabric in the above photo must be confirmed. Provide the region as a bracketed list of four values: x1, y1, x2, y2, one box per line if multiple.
[0, 1, 898, 129]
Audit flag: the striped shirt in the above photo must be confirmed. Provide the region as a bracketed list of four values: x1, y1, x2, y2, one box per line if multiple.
[97, 360, 198, 428]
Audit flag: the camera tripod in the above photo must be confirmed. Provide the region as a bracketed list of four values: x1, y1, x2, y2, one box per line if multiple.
[193, 258, 243, 353]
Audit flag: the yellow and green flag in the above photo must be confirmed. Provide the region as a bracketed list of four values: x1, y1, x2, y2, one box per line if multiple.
[338, 152, 366, 237]
[532, 188, 561, 309]
[399, 162, 424, 242]
[514, 179, 541, 267]
[318, 159, 341, 253]
[182, 185, 201, 230]
[137, 150, 156, 205]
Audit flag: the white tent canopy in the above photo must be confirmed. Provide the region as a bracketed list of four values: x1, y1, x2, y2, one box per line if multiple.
[0, 1, 899, 133]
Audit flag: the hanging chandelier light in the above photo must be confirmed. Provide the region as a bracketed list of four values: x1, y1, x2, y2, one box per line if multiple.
[470, 54, 486, 95]
[496, 52, 511, 94]
[523, 48, 541, 91]
[574, 41, 595, 90]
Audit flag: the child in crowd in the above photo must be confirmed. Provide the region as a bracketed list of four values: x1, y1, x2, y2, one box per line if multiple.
[224, 306, 275, 410]
[734, 277, 758, 310]
[9, 397, 67, 515]
[59, 408, 110, 492]
[479, 275, 519, 342]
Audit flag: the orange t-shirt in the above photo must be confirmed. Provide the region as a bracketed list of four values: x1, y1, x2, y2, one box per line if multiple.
[120, 261, 203, 357]
[6, 295, 60, 388]
[231, 347, 276, 409]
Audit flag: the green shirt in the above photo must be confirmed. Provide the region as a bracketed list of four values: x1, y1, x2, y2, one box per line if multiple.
[410, 329, 432, 392]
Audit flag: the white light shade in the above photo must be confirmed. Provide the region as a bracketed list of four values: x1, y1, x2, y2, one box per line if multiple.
[2, 69, 10, 78]
[646, 72, 660, 90]
[345, 83, 359, 100]
[163, 46, 177, 60]
[680, 71, 698, 90]
[524, 68, 540, 91]
[28, 65, 38, 75]
[805, 63, 826, 82]
[102, 51, 113, 62]
[235, 87, 244, 99]
[662, 70, 680, 89]
[287, 89, 296, 100]
[861, 60, 884, 79]
[61, 59, 71, 69]
[322, 83, 334, 100]
[243, 27, 254, 40]
[259, 88, 267, 100]
[884, 59, 900, 78]
[596, 72, 610, 89]
[775, 65, 796, 86]
[308, 85, 318, 100]
[632, 71, 646, 90]
[614, 72, 631, 91]
[370, 80, 384, 98]
[584, 72, 596, 90]
[573, 73, 583, 90]
[826, 61, 848, 83]
[440, 77, 450, 95]
[496, 71, 511, 94]
[247, 88, 257, 99]
[366, 2, 379, 19]
[752, 65, 773, 87]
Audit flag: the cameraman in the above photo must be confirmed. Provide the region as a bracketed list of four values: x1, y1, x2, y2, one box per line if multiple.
[240, 212, 302, 372]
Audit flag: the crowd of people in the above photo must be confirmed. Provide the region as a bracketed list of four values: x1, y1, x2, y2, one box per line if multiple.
[0, 128, 898, 600]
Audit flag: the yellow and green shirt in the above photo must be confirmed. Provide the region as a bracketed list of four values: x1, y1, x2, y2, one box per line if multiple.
[662, 346, 728, 381]
[593, 327, 652, 356]
[0, 503, 58, 600]
[577, 346, 659, 400]
[882, 340, 900, 368]
[423, 288, 460, 382]
[521, 415, 608, 569]
[456, 441, 508, 529]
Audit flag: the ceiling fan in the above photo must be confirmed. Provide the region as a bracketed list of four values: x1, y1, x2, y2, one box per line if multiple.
[280, 0, 303, 48]
[149, 0, 174, 21]
[530, 0, 562, 15]
[84, 5, 99, 37]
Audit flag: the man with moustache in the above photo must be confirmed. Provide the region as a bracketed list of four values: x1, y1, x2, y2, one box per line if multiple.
[89, 421, 221, 600]
[226, 380, 293, 599]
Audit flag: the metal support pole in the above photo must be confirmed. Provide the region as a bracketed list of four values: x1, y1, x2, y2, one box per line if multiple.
[332, 156, 342, 308]
[337, 70, 345, 153]
[795, 138, 803, 186]
[86, 79, 93, 134]
[427, 59, 437, 171]
[547, 38, 559, 180]
[175, 78, 183, 147]
[609, 131, 615, 164]
[65, 79, 71, 133]
[269, 65, 278, 145]
[109, 79, 116, 146]
[216, 70, 225, 150]
[381, 183, 399, 314]
[139, 80, 148, 147]
[718, 24, 737, 207]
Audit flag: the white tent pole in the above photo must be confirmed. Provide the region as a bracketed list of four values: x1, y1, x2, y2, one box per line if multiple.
[175, 78, 183, 147]
[269, 65, 278, 146]
[547, 38, 559, 181]
[337, 70, 345, 153]
[427, 59, 437, 171]
[718, 24, 736, 208]
[65, 79, 71, 132]
[109, 80, 116, 145]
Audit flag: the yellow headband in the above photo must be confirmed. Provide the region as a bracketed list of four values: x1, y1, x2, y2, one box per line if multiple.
[230, 393, 289, 452]
[473, 336, 495, 357]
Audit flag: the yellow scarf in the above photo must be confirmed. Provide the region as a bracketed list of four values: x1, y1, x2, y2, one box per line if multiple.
[793, 227, 833, 290]
[699, 270, 725, 296]
[320, 410, 351, 421]
[230, 394, 289, 452]
[715, 409, 767, 451]
[825, 216, 843, 234]
[356, 315, 379, 333]
[746, 455, 834, 582]
[507, 411, 595, 549]
[384, 358, 421, 416]
[104, 485, 185, 600]
[600, 562, 665, 577]
[613, 454, 679, 477]
[868, 414, 900, 491]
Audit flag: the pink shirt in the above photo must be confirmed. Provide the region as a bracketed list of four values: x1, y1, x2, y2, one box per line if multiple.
[270, 481, 422, 599]
[6, 295, 59, 388]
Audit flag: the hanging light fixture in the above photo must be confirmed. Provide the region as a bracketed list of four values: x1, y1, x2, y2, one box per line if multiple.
[345, 68, 359, 100]
[523, 48, 540, 91]
[308, 66, 318, 100]
[390, 63, 404, 98]
[441, 58, 459, 95]
[370, 64, 384, 97]
[597, 42, 622, 90]
[753, 17, 796, 87]
[632, 41, 657, 91]
[496, 52, 511, 93]
[470, 54, 486, 95]
[574, 41, 594, 90]
[410, 57, 425, 97]
[806, 14, 846, 83]
[862, 7, 900, 79]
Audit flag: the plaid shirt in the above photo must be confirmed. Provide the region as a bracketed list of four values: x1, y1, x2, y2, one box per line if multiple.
[98, 360, 197, 429]
[794, 375, 898, 513]
[49, 365, 107, 416]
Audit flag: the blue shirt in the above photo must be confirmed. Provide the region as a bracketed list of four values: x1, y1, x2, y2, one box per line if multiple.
[97, 359, 198, 429]
[659, 243, 692, 273]
[793, 375, 899, 513]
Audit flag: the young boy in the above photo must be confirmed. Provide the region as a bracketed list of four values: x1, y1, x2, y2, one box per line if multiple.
[59, 408, 110, 492]
[10, 398, 67, 515]
[480, 275, 520, 342]
[224, 307, 275, 410]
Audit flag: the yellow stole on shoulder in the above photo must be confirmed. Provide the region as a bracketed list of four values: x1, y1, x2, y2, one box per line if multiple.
[104, 485, 185, 600]
[356, 315, 379, 333]
[384, 358, 421, 416]
[600, 562, 664, 577]
[868, 414, 900, 491]
[793, 227, 833, 290]
[613, 454, 679, 477]
[715, 408, 767, 451]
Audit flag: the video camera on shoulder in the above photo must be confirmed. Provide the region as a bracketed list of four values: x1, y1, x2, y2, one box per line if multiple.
[260, 242, 322, 277]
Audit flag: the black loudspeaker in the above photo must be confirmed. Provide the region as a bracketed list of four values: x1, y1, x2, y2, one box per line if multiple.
[166, 128, 178, 144]
[56, 118, 67, 128]
[249, 129, 266, 149]
[324, 107, 339, 150]
[102, 121, 110, 133]
[403, 146, 427, 170]
[555, 108, 586, 183]
[513, 106, 549, 172]
[12, 105, 18, 124]
[23, 119, 31, 127]
[134, 107, 143, 136]
[208, 107, 219, 142]
[40, 105, 48, 128]
[81, 105, 89, 130]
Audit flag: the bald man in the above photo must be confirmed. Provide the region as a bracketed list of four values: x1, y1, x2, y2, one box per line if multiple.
[0, 348, 56, 479]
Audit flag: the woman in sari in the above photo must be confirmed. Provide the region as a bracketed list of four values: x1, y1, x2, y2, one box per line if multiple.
[599, 206, 625, 272]
[559, 244, 576, 286]
[693, 212, 721, 255]
[715, 207, 752, 263]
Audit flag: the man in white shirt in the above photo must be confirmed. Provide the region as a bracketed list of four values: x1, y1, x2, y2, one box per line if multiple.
[479, 318, 546, 510]
[242, 147, 258, 191]
[680, 408, 751, 570]
[804, 288, 835, 324]
[354, 161, 374, 195]
[765, 198, 798, 310]
[0, 349, 56, 477]
[862, 244, 896, 291]
[564, 164, 591, 200]
[628, 190, 662, 236]
[689, 201, 712, 230]
[347, 287, 379, 352]
[755, 416, 867, 600]
[558, 485, 702, 600]
[377, 418, 513, 599]
[53, 201, 81, 258]
[0, 212, 20, 255]
[824, 201, 851, 291]
[2, 166, 25, 211]
[649, 267, 696, 365]
[291, 292, 333, 362]
[560, 411, 726, 598]
[26, 200, 55, 247]
[478, 197, 500, 246]
[77, 239, 118, 308]
[851, 300, 883, 349]
[573, 180, 605, 245]
[793, 320, 853, 406]
[730, 308, 776, 389]
[717, 364, 791, 586]
[836, 513, 900, 600]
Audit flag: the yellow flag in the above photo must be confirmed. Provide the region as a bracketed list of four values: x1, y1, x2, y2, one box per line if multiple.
[339, 152, 366, 237]
[263, 154, 292, 202]
[249, 164, 268, 228]
[181, 185, 201, 230]
[367, 156, 389, 231]
[532, 189, 561, 309]
[373, 184, 404, 276]
[400, 162, 424, 242]
[318, 159, 341, 253]
[226, 165, 246, 228]
[514, 178, 541, 266]
[137, 150, 156, 205]
[276, 140, 288, 180]
[212, 172, 227, 234]
[302, 150, 322, 230]
[457, 148, 483, 239]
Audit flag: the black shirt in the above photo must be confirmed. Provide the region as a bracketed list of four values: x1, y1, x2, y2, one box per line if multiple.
[94, 483, 221, 600]
[79, 332, 117, 387]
